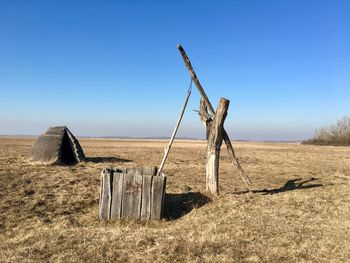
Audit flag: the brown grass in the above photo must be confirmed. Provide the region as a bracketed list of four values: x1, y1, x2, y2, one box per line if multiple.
[0, 137, 349, 262]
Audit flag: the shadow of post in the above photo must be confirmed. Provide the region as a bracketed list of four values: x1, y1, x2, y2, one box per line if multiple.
[232, 177, 323, 195]
[163, 192, 212, 220]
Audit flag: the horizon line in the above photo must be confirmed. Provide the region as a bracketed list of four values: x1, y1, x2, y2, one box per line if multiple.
[0, 134, 303, 143]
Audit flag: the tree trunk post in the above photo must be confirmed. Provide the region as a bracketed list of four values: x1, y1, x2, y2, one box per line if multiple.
[205, 98, 229, 194]
[177, 44, 252, 189]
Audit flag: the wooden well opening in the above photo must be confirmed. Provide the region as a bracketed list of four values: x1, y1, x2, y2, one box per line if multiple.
[99, 167, 166, 220]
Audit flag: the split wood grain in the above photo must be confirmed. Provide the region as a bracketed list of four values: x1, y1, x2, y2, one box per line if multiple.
[141, 175, 153, 220]
[121, 173, 143, 219]
[99, 170, 112, 220]
[99, 168, 166, 220]
[110, 172, 124, 219]
[151, 175, 166, 219]
[116, 167, 157, 176]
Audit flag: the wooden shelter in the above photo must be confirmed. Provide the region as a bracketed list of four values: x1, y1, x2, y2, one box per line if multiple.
[29, 126, 85, 165]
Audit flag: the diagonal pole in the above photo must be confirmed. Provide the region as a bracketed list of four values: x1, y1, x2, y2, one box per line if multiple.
[157, 84, 192, 176]
[177, 44, 252, 188]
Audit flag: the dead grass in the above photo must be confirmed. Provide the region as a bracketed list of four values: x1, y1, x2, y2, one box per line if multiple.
[0, 137, 349, 262]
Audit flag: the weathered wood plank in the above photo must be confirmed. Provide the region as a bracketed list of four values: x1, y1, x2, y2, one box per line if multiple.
[133, 174, 143, 219]
[117, 167, 157, 176]
[140, 175, 153, 220]
[160, 176, 166, 218]
[110, 172, 124, 219]
[99, 172, 104, 219]
[99, 167, 166, 221]
[150, 175, 166, 219]
[142, 167, 158, 176]
[99, 169, 112, 220]
[121, 173, 143, 219]
[126, 167, 142, 175]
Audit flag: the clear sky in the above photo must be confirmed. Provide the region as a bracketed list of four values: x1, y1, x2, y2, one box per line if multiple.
[1, 0, 349, 140]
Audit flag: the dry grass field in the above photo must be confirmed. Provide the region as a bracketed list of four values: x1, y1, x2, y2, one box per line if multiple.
[0, 137, 349, 262]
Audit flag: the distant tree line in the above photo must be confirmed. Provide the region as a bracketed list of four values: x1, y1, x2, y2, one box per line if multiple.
[303, 116, 350, 146]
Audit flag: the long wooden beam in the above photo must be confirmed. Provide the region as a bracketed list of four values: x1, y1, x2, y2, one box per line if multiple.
[157, 88, 192, 176]
[177, 46, 216, 116]
[177, 44, 252, 188]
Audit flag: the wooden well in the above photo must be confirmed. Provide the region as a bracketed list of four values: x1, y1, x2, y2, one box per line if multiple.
[99, 167, 166, 220]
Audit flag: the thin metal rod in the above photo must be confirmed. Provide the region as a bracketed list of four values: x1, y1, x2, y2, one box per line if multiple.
[157, 87, 192, 176]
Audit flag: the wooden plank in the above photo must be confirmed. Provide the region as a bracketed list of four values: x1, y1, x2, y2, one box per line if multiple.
[160, 175, 167, 218]
[112, 167, 157, 176]
[100, 167, 165, 221]
[121, 173, 133, 218]
[99, 172, 104, 219]
[99, 169, 112, 220]
[150, 175, 166, 219]
[140, 175, 153, 220]
[121, 167, 140, 176]
[124, 167, 140, 175]
[133, 174, 143, 219]
[123, 167, 157, 176]
[121, 173, 143, 219]
[110, 172, 124, 219]
[142, 166, 158, 176]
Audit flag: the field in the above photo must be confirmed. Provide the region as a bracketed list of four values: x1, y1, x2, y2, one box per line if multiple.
[0, 137, 349, 262]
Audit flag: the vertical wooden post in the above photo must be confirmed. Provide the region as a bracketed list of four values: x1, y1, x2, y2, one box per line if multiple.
[177, 44, 252, 189]
[205, 98, 229, 194]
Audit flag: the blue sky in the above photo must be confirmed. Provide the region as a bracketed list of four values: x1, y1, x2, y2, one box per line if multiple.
[0, 0, 349, 140]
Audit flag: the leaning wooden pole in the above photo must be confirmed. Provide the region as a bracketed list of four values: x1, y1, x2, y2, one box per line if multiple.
[157, 86, 192, 176]
[177, 44, 252, 188]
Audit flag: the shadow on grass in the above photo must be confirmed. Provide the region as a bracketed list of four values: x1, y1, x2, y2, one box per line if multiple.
[164, 192, 212, 220]
[84, 157, 132, 163]
[234, 177, 323, 195]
